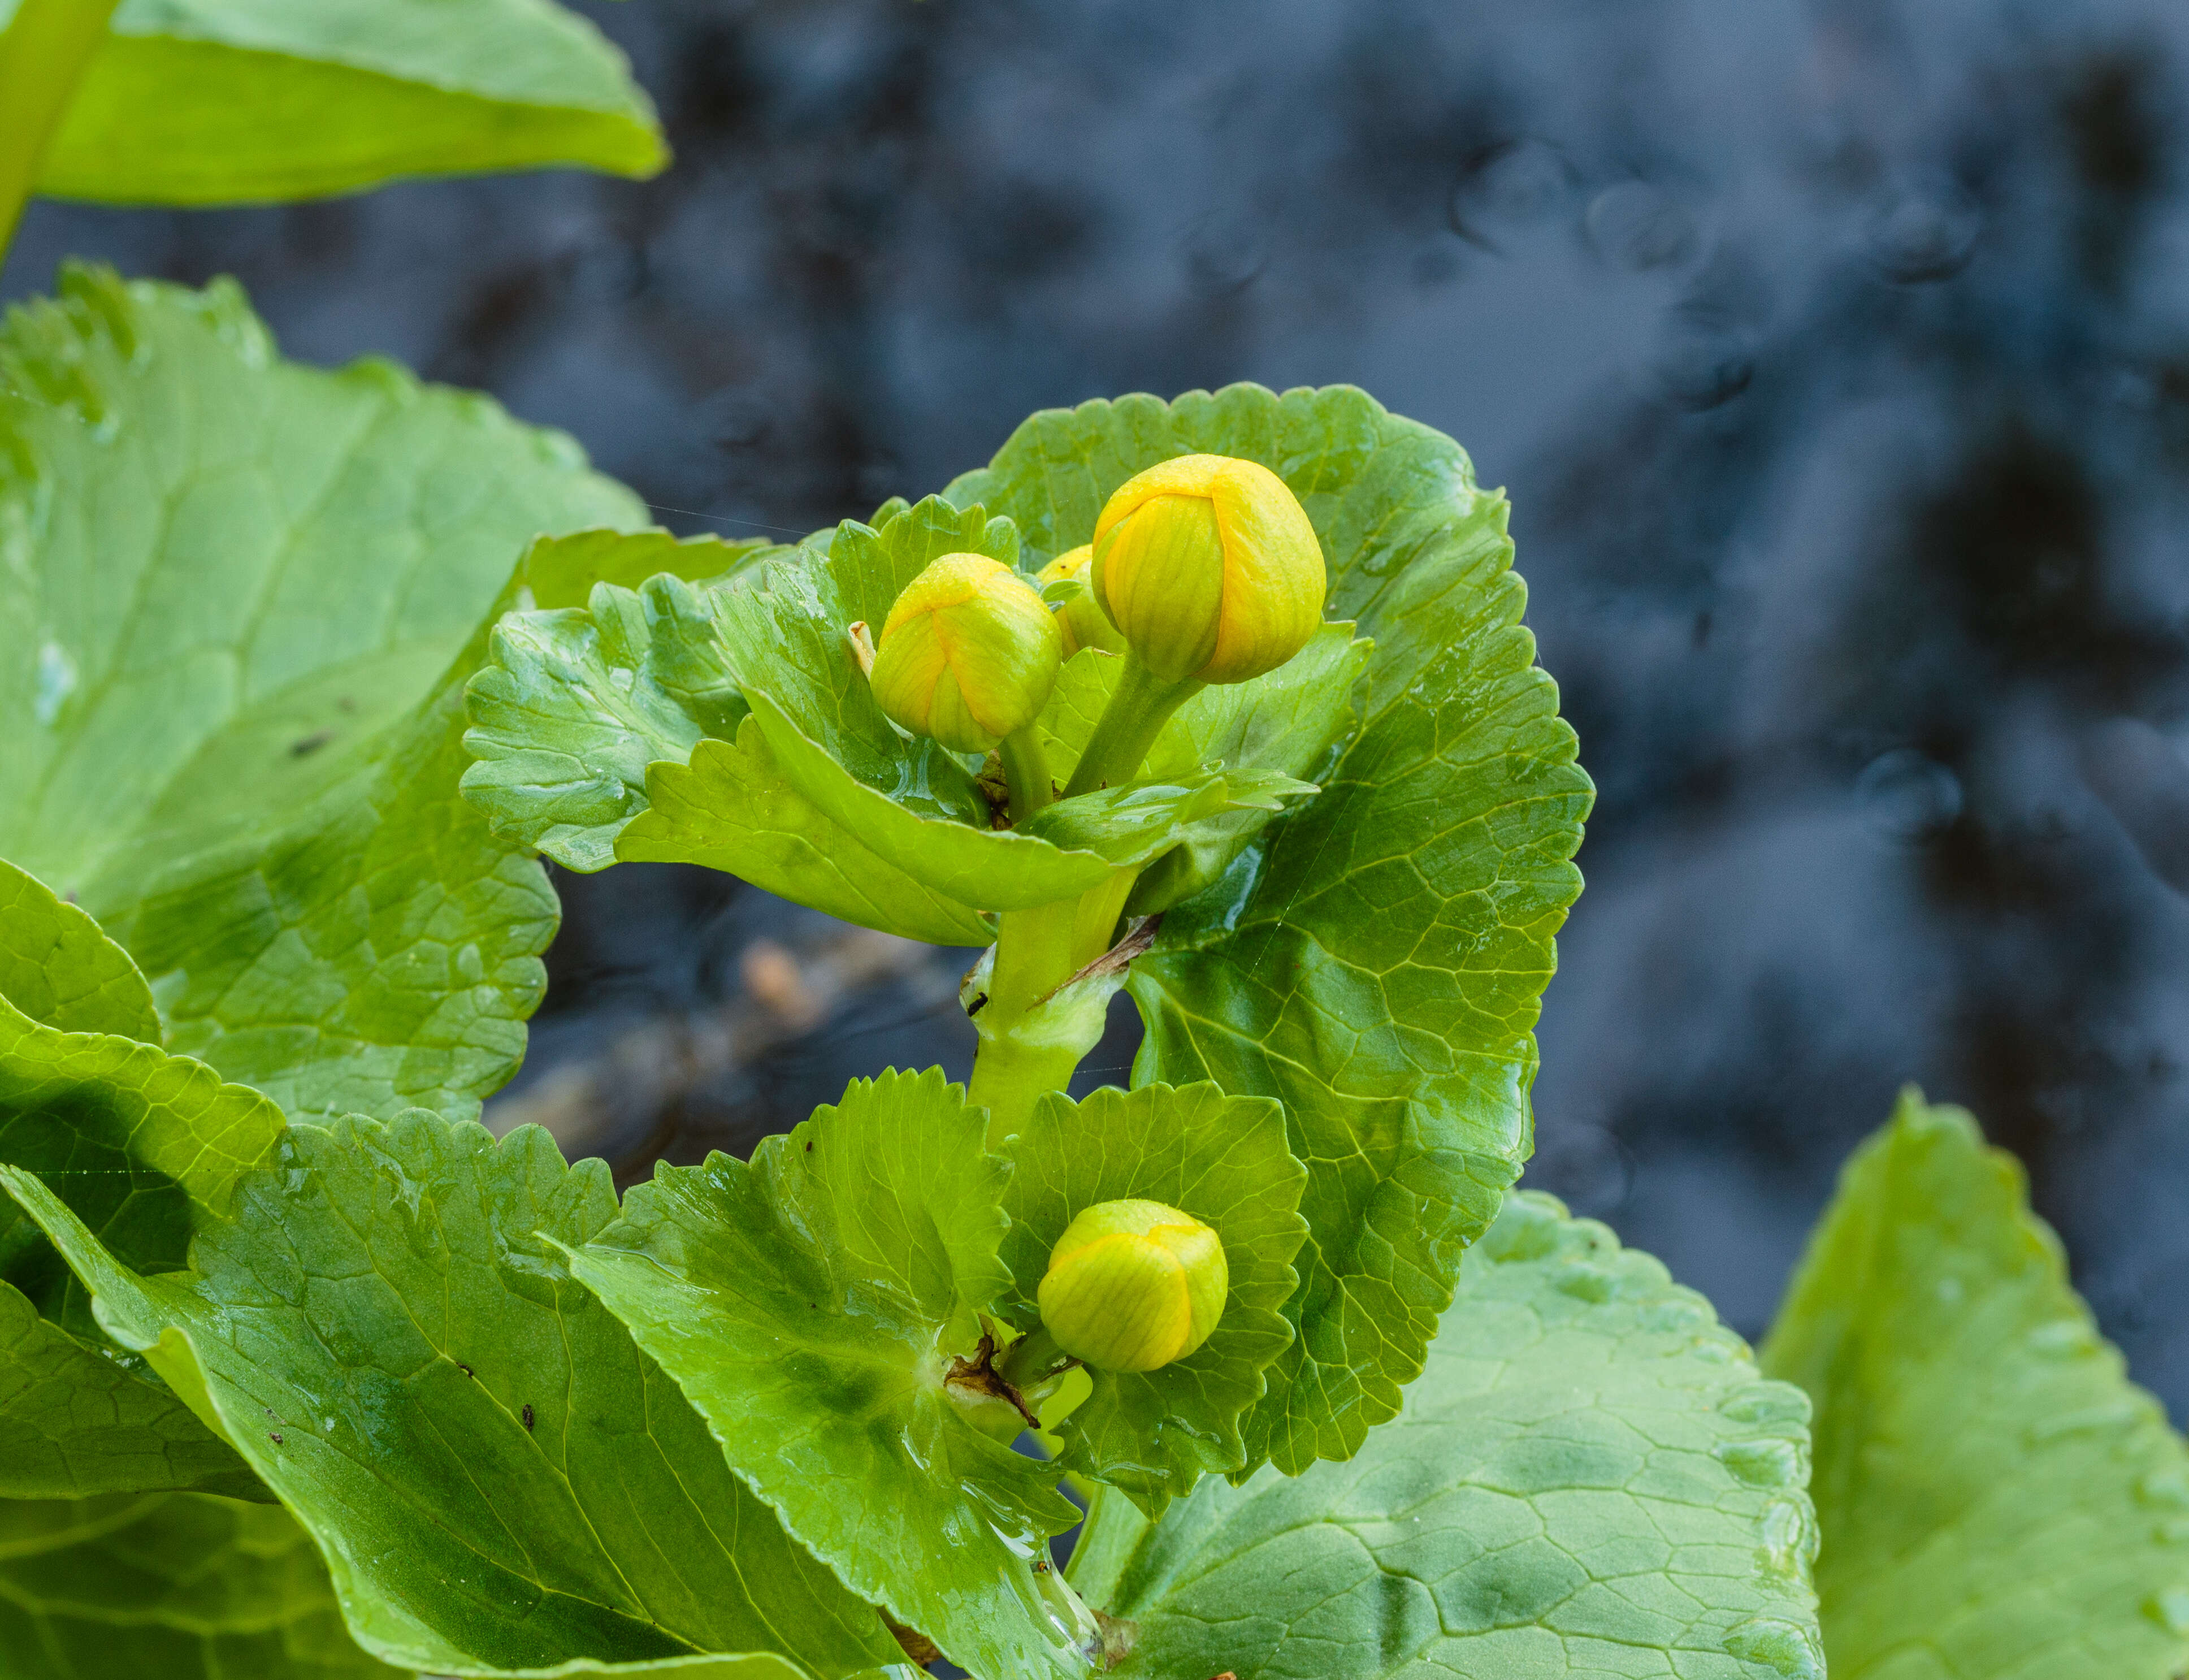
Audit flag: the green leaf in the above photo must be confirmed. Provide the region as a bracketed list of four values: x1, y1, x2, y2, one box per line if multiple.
[1075, 1191, 1822, 1680]
[0, 858, 262, 1501]
[0, 1492, 406, 1679]
[523, 528, 775, 612]
[461, 565, 996, 945]
[567, 1068, 1090, 1680]
[996, 1082, 1308, 1515]
[18, 0, 664, 206]
[0, 990, 285, 1337]
[0, 265, 647, 1123]
[464, 505, 1312, 938]
[463, 571, 760, 873]
[0, 1113, 904, 1678]
[944, 383, 1594, 1473]
[0, 856, 158, 1040]
[1759, 1089, 2189, 1680]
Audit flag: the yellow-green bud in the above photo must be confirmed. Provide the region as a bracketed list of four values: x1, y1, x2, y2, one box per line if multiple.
[869, 553, 1061, 754]
[1037, 1198, 1226, 1373]
[1091, 454, 1325, 685]
[1035, 545, 1128, 659]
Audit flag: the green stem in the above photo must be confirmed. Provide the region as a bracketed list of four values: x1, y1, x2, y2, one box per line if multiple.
[997, 724, 1053, 822]
[1064, 1482, 1154, 1599]
[0, 0, 118, 262]
[1060, 653, 1201, 799]
[965, 870, 1137, 1144]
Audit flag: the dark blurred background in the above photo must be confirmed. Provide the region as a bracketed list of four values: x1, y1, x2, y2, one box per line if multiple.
[11, 0, 2189, 1410]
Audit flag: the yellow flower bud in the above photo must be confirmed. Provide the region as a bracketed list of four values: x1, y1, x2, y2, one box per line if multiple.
[1091, 454, 1325, 685]
[1035, 545, 1128, 659]
[1037, 1198, 1227, 1373]
[869, 553, 1061, 754]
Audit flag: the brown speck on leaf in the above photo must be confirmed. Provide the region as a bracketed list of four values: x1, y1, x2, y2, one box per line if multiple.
[522, 1404, 535, 1431]
[268, 1432, 283, 1445]
[458, 1363, 473, 1378]
[289, 729, 334, 757]
[804, 1140, 813, 1151]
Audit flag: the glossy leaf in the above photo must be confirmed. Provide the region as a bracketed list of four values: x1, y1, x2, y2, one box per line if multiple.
[0, 1113, 902, 1678]
[947, 383, 1594, 1472]
[1074, 1192, 1823, 1680]
[20, 0, 663, 206]
[0, 266, 645, 1123]
[0, 859, 262, 1501]
[568, 1068, 1090, 1680]
[0, 1492, 406, 1679]
[998, 1083, 1308, 1514]
[1761, 1090, 2189, 1680]
[462, 566, 995, 944]
[619, 727, 997, 946]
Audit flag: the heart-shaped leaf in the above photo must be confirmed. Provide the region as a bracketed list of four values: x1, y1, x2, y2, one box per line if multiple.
[997, 1083, 1308, 1515]
[568, 1068, 1090, 1680]
[946, 384, 1594, 1473]
[1074, 1193, 1823, 1680]
[0, 1114, 902, 1678]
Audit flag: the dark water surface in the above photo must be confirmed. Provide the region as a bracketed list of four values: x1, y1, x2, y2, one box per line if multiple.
[12, 0, 2189, 1409]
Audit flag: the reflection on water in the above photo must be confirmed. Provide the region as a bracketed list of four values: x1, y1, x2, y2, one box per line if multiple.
[11, 0, 2189, 1410]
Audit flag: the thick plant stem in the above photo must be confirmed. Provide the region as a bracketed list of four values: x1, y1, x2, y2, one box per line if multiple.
[997, 724, 1053, 822]
[1060, 653, 1201, 799]
[0, 0, 119, 261]
[965, 871, 1137, 1143]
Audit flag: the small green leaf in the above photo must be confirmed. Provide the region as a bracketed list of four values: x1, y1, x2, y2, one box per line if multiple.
[568, 1068, 1089, 1680]
[461, 566, 996, 944]
[1760, 1089, 2189, 1680]
[1077, 1192, 1822, 1680]
[0, 266, 646, 1124]
[21, 0, 664, 206]
[998, 1083, 1308, 1514]
[0, 1492, 406, 1679]
[0, 1114, 901, 1678]
[946, 384, 1594, 1474]
[463, 571, 757, 873]
[0, 857, 158, 1041]
[523, 527, 775, 612]
[619, 726, 997, 947]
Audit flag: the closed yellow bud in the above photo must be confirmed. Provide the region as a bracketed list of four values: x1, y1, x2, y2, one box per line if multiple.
[869, 553, 1061, 754]
[1091, 454, 1325, 685]
[1037, 1198, 1226, 1373]
[1035, 545, 1128, 659]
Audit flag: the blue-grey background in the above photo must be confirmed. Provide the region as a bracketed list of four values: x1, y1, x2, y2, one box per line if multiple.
[10, 0, 2189, 1410]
